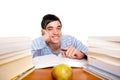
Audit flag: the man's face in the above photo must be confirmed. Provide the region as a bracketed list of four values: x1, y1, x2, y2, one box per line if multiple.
[45, 21, 62, 44]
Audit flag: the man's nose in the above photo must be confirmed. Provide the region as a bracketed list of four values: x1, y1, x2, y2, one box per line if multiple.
[53, 29, 58, 34]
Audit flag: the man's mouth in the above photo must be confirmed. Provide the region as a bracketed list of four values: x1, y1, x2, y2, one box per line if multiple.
[52, 36, 59, 39]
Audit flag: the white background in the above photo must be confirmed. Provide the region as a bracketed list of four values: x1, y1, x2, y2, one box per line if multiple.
[0, 0, 120, 44]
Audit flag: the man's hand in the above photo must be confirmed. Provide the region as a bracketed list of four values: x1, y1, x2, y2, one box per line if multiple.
[62, 46, 85, 59]
[41, 29, 50, 43]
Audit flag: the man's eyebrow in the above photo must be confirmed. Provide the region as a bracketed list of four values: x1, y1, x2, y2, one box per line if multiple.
[57, 25, 62, 27]
[46, 26, 53, 28]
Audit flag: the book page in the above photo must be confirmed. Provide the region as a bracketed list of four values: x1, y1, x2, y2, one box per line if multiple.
[33, 54, 87, 69]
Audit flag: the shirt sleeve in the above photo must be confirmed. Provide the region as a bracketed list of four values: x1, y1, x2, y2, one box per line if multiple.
[70, 36, 88, 56]
[31, 37, 46, 57]
[61, 35, 88, 56]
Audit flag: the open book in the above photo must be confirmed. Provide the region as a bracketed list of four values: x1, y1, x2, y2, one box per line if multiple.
[33, 54, 87, 69]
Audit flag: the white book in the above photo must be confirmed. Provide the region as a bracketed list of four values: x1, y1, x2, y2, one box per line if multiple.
[0, 37, 31, 44]
[0, 49, 32, 65]
[88, 36, 120, 42]
[88, 57, 120, 77]
[88, 39, 120, 51]
[0, 55, 33, 80]
[88, 52, 120, 66]
[0, 37, 32, 55]
[89, 47, 120, 58]
[0, 37, 33, 80]
[0, 42, 31, 55]
[33, 54, 87, 69]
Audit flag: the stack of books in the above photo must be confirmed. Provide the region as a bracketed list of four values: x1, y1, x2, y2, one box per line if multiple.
[0, 37, 33, 80]
[87, 36, 120, 77]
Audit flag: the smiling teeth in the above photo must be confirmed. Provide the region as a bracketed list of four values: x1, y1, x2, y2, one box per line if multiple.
[54, 37, 58, 39]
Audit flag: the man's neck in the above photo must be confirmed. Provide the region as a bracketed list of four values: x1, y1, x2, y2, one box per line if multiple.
[48, 43, 60, 53]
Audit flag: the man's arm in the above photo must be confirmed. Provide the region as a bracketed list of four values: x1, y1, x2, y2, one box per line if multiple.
[61, 46, 85, 59]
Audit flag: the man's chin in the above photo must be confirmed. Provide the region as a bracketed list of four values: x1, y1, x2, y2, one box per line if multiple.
[53, 42, 59, 44]
[51, 40, 60, 44]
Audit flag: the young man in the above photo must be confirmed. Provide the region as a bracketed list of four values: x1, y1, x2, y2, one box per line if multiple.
[31, 14, 88, 59]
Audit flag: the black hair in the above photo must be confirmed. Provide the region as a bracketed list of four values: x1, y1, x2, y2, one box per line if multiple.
[41, 14, 62, 29]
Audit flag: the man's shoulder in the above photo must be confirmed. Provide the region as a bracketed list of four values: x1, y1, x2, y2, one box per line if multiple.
[32, 36, 42, 41]
[62, 34, 70, 37]
[61, 35, 75, 39]
[32, 36, 44, 43]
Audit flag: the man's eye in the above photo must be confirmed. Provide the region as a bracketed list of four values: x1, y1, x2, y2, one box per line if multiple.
[47, 28, 52, 30]
[57, 27, 61, 30]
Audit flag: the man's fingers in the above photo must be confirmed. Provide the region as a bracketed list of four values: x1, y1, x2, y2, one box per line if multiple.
[41, 29, 45, 35]
[66, 46, 75, 58]
[71, 49, 77, 59]
[62, 51, 66, 57]
[61, 46, 78, 59]
[61, 48, 67, 56]
[61, 49, 67, 51]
